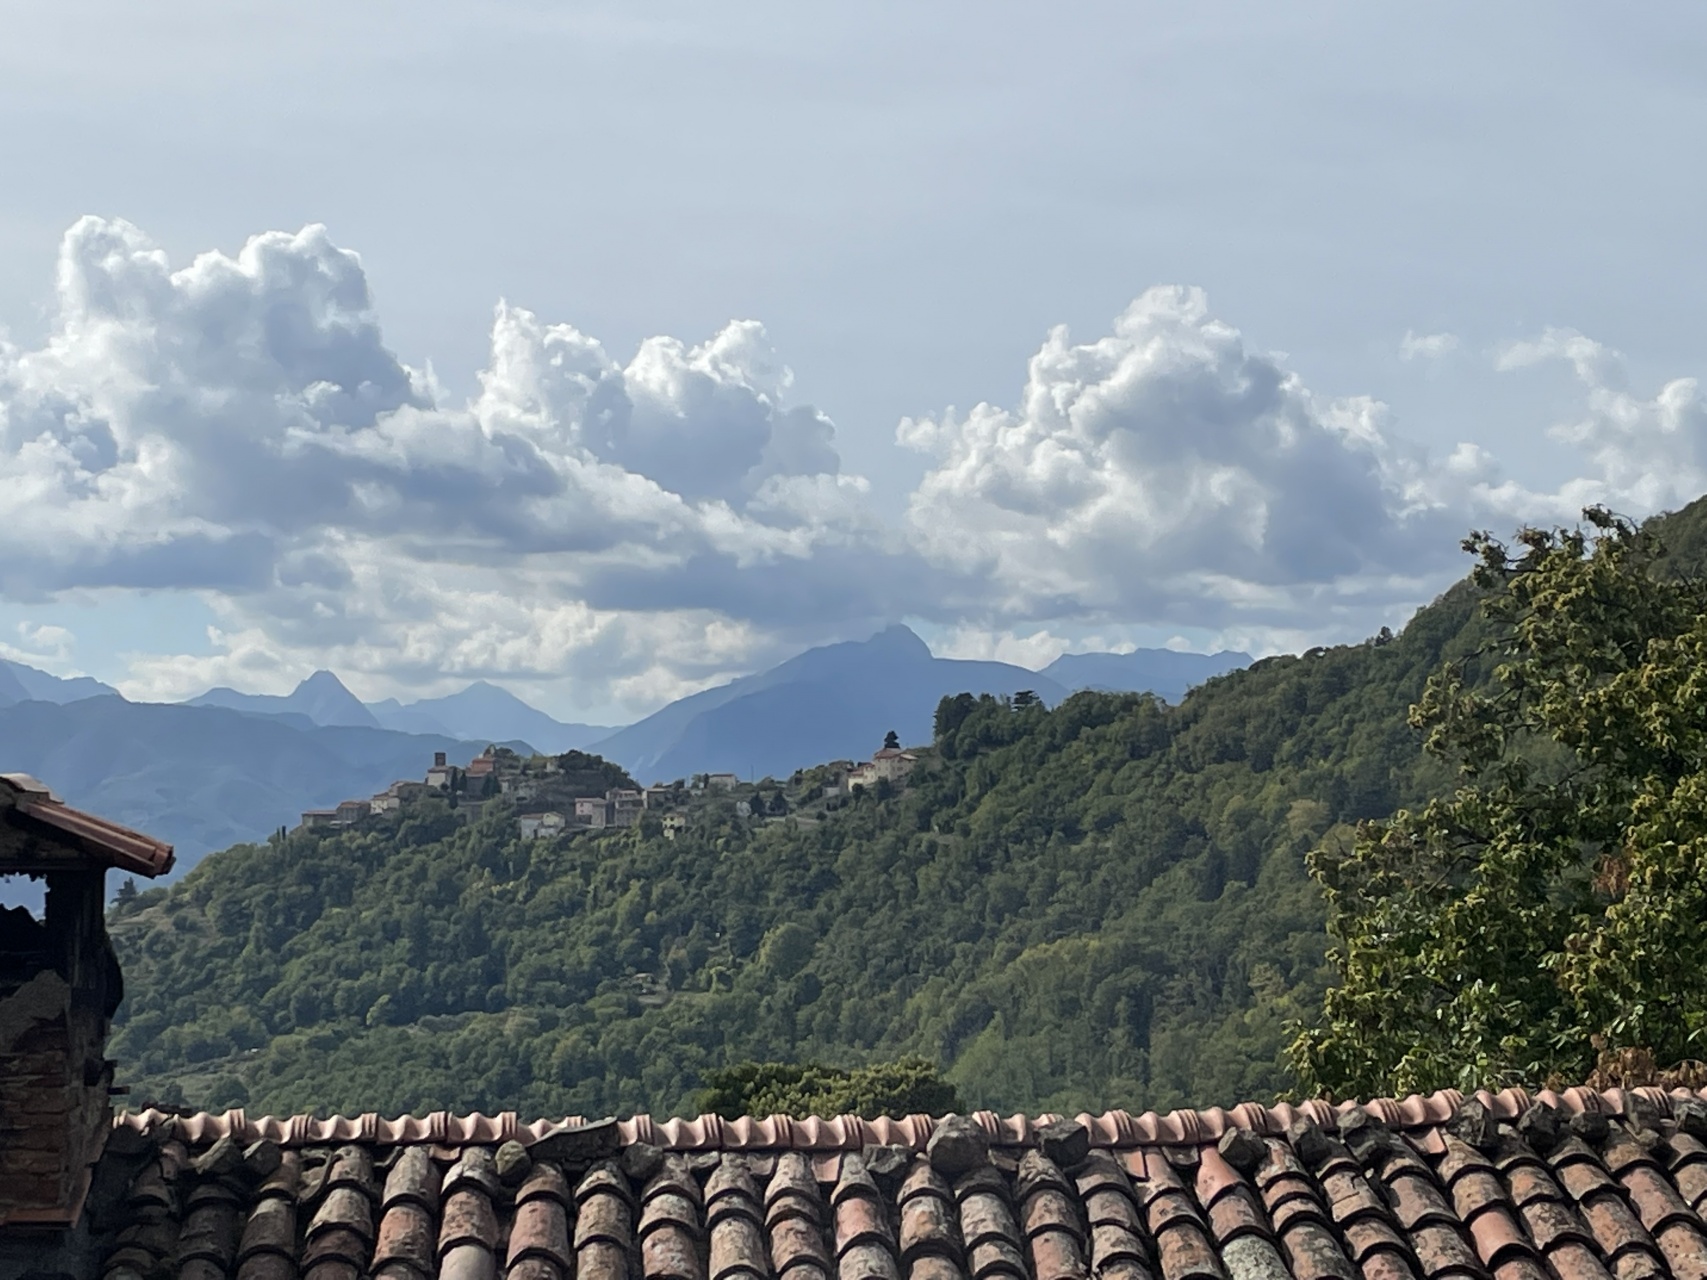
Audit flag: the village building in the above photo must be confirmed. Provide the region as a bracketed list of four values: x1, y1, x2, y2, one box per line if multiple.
[424, 751, 453, 789]
[296, 809, 339, 830]
[661, 812, 686, 839]
[643, 785, 675, 808]
[369, 792, 401, 814]
[573, 796, 608, 828]
[705, 772, 739, 790]
[869, 746, 917, 782]
[517, 811, 569, 840]
[846, 745, 919, 793]
[608, 789, 645, 828]
[334, 799, 371, 825]
[498, 774, 540, 801]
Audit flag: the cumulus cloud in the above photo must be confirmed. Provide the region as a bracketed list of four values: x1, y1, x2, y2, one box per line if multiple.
[1492, 328, 1707, 517]
[2, 220, 1702, 713]
[898, 286, 1470, 634]
[0, 622, 75, 669]
[1400, 330, 1459, 361]
[0, 218, 930, 708]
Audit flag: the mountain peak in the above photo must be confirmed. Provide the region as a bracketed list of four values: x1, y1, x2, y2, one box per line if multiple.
[296, 670, 353, 694]
[288, 671, 379, 728]
[868, 624, 931, 657]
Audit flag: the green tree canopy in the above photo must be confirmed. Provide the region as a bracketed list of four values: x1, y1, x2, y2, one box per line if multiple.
[696, 1056, 961, 1119]
[1293, 508, 1707, 1099]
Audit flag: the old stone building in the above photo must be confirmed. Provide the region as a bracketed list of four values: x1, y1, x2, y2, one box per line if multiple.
[0, 773, 172, 1272]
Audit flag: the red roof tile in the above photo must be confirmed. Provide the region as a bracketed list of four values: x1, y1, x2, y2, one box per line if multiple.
[88, 1086, 1707, 1280]
[0, 772, 174, 877]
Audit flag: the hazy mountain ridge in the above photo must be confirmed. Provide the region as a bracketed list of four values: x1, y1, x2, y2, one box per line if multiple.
[0, 696, 527, 876]
[0, 659, 121, 706]
[0, 633, 1247, 877]
[584, 625, 1247, 783]
[189, 670, 382, 729]
[366, 681, 616, 754]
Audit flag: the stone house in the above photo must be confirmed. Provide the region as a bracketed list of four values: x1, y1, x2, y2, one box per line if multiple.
[498, 775, 541, 801]
[0, 773, 172, 1240]
[518, 812, 568, 840]
[608, 790, 644, 828]
[424, 751, 452, 789]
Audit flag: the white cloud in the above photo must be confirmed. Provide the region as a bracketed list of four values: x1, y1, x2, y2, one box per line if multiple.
[2, 221, 1703, 716]
[0, 622, 76, 669]
[1400, 330, 1459, 361]
[1490, 328, 1707, 518]
[898, 286, 1468, 635]
[0, 217, 924, 712]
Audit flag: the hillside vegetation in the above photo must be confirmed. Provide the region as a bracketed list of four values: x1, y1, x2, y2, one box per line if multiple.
[108, 498, 1707, 1118]
[109, 578, 1496, 1120]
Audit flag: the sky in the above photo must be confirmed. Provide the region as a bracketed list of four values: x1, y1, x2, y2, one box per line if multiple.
[0, 2, 1703, 724]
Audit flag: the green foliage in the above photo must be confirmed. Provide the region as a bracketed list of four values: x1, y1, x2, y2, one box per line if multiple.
[553, 751, 637, 795]
[107, 563, 1514, 1118]
[696, 1056, 961, 1119]
[1293, 509, 1707, 1099]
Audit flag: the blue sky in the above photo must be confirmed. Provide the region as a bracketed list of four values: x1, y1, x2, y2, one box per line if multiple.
[1, 2, 1704, 723]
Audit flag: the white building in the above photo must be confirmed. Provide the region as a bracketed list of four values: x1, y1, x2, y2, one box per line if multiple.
[519, 811, 568, 840]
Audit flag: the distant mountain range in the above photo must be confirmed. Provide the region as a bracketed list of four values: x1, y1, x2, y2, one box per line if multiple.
[0, 631, 1247, 875]
[585, 627, 1248, 782]
[366, 682, 616, 754]
[192, 672, 616, 752]
[0, 696, 525, 877]
[0, 659, 121, 706]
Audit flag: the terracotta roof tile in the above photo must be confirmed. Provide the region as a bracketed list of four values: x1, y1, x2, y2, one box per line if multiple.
[0, 773, 174, 877]
[706, 1160, 769, 1280]
[90, 1090, 1707, 1280]
[1152, 1222, 1229, 1280]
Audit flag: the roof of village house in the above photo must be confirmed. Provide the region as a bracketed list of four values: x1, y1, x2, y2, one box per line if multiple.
[89, 1084, 1707, 1280]
[0, 773, 174, 878]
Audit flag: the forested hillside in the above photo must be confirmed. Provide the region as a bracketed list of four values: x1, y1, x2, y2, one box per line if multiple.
[108, 573, 1498, 1120]
[107, 498, 1707, 1119]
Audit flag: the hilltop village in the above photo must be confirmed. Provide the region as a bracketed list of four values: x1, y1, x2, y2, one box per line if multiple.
[295, 740, 920, 840]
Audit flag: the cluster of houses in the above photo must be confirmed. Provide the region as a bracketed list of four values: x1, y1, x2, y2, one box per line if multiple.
[296, 749, 736, 837]
[295, 743, 916, 842]
[297, 748, 522, 832]
[810, 746, 918, 798]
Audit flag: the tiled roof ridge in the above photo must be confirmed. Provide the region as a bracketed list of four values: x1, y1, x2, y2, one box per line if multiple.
[0, 771, 176, 877]
[114, 1083, 1707, 1151]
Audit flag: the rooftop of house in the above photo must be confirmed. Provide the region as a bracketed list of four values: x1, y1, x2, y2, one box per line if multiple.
[0, 773, 174, 878]
[82, 1083, 1707, 1280]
